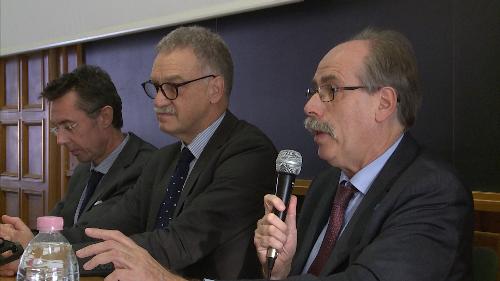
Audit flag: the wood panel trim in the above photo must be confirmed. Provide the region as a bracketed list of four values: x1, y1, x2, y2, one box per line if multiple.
[21, 119, 45, 181]
[0, 120, 20, 178]
[0, 59, 5, 108]
[0, 186, 21, 216]
[294, 179, 312, 196]
[20, 188, 45, 223]
[20, 53, 44, 110]
[46, 49, 61, 211]
[474, 191, 500, 213]
[1, 57, 20, 111]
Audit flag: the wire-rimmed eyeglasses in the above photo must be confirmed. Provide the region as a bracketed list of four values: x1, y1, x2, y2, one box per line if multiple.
[141, 74, 217, 100]
[305, 85, 368, 102]
[49, 122, 79, 135]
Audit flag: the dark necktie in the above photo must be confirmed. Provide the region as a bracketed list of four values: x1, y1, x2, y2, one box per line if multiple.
[155, 147, 195, 229]
[308, 180, 357, 276]
[79, 169, 104, 218]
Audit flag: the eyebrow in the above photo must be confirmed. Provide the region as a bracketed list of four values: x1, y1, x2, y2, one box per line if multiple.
[49, 120, 73, 127]
[319, 74, 339, 84]
[312, 74, 340, 87]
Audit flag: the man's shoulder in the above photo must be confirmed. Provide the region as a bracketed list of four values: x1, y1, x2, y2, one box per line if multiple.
[403, 148, 465, 191]
[126, 132, 157, 153]
[218, 112, 275, 149]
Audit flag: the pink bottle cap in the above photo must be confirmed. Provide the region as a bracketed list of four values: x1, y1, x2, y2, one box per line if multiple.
[37, 216, 64, 232]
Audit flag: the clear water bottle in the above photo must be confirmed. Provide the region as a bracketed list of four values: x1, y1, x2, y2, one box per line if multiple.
[17, 216, 79, 281]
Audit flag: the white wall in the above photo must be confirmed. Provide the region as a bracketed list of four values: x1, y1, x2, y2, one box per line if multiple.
[0, 0, 300, 56]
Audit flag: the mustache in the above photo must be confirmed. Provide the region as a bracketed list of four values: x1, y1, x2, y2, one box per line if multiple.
[304, 117, 335, 138]
[154, 106, 176, 114]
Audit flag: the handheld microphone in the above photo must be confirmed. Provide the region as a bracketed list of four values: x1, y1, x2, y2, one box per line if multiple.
[266, 150, 302, 279]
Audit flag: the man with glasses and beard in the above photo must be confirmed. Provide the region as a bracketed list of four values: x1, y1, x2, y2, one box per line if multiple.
[77, 28, 472, 281]
[0, 65, 156, 276]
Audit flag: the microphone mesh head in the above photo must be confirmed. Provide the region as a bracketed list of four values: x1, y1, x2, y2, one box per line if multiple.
[276, 150, 302, 175]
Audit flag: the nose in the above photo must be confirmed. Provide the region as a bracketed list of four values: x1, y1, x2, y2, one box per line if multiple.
[153, 90, 171, 108]
[304, 93, 323, 118]
[55, 131, 68, 145]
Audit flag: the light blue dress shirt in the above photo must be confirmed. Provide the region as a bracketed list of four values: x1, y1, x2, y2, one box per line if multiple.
[182, 112, 225, 180]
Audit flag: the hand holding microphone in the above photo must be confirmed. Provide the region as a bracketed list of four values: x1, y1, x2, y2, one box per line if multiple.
[265, 150, 302, 279]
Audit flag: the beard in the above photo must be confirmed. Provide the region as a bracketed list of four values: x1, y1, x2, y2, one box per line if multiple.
[304, 117, 336, 138]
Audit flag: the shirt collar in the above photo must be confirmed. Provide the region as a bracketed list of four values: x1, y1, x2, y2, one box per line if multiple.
[181, 112, 226, 159]
[340, 133, 404, 195]
[91, 133, 129, 174]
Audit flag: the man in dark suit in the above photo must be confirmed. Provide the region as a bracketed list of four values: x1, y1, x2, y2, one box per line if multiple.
[75, 28, 473, 281]
[73, 26, 277, 279]
[253, 28, 473, 280]
[0, 65, 156, 276]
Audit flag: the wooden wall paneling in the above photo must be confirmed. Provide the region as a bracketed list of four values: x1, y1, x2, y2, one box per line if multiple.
[46, 49, 61, 211]
[3, 57, 20, 111]
[20, 188, 45, 229]
[59, 47, 68, 75]
[75, 45, 84, 66]
[0, 59, 5, 108]
[21, 120, 44, 180]
[0, 120, 20, 178]
[0, 187, 20, 217]
[20, 53, 44, 110]
[0, 186, 4, 215]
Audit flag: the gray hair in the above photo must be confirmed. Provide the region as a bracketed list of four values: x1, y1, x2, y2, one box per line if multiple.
[352, 28, 421, 129]
[156, 26, 234, 97]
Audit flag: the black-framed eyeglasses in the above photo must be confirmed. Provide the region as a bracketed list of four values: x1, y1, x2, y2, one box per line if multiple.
[305, 85, 368, 102]
[141, 75, 217, 100]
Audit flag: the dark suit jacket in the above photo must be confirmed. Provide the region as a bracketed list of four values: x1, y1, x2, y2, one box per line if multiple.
[64, 112, 277, 279]
[51, 132, 156, 228]
[286, 134, 473, 281]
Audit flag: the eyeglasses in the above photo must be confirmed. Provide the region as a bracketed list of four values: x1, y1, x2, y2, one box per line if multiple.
[49, 122, 79, 135]
[141, 74, 217, 100]
[305, 85, 368, 102]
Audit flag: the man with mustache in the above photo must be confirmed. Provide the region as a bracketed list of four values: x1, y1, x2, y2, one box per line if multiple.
[0, 65, 156, 276]
[72, 25, 276, 280]
[78, 28, 473, 281]
[253, 28, 473, 280]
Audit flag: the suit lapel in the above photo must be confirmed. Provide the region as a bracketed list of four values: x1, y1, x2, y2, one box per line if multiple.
[65, 165, 90, 223]
[81, 133, 140, 214]
[174, 112, 238, 217]
[291, 169, 340, 274]
[319, 134, 420, 275]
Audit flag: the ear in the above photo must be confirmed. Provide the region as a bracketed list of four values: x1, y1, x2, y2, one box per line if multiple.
[207, 76, 225, 104]
[375, 86, 398, 123]
[97, 106, 114, 128]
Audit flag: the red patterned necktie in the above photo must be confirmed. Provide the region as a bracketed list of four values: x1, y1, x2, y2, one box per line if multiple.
[308, 180, 357, 275]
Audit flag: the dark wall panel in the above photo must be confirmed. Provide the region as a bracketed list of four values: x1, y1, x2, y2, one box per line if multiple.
[84, 0, 500, 188]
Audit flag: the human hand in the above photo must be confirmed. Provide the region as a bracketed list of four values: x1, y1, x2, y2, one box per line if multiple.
[77, 228, 186, 281]
[254, 194, 297, 280]
[0, 215, 33, 276]
[0, 249, 19, 276]
[1, 215, 34, 248]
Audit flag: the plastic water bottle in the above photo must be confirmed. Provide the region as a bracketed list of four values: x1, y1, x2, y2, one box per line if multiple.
[17, 216, 79, 281]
